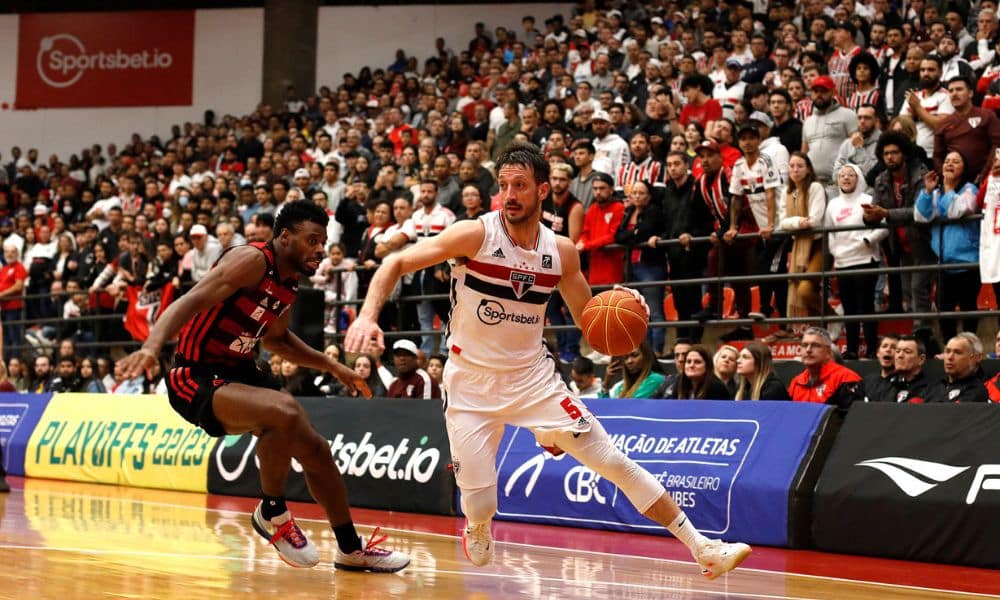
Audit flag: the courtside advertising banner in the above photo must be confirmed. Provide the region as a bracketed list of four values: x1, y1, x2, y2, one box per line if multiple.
[208, 398, 455, 515]
[16, 11, 195, 108]
[495, 399, 831, 546]
[813, 403, 1000, 568]
[0, 392, 52, 476]
[25, 393, 213, 492]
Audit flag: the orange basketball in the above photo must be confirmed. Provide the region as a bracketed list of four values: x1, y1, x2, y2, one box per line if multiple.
[580, 289, 649, 356]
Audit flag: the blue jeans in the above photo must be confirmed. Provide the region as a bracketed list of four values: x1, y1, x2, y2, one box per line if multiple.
[630, 262, 667, 353]
[545, 291, 580, 357]
[2, 308, 23, 361]
[418, 300, 448, 355]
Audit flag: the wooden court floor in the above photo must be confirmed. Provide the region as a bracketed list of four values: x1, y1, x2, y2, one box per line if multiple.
[0, 477, 996, 599]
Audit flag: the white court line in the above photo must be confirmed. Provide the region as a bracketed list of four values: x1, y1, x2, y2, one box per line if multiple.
[6, 487, 996, 599]
[0, 542, 811, 600]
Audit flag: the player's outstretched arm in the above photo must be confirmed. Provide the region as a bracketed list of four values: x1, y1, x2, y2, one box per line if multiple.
[262, 307, 371, 398]
[120, 246, 265, 377]
[555, 236, 594, 326]
[344, 219, 484, 354]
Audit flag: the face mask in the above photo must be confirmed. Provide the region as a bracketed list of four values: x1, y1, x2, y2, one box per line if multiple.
[63, 205, 73, 215]
[178, 195, 190, 208]
[161, 207, 172, 219]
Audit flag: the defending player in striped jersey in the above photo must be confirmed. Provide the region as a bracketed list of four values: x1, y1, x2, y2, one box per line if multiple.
[121, 200, 409, 573]
[345, 142, 752, 579]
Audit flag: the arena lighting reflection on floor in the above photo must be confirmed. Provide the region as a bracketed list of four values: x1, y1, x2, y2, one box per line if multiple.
[0, 477, 994, 599]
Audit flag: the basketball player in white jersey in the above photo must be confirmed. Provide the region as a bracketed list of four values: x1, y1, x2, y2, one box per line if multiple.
[345, 143, 751, 579]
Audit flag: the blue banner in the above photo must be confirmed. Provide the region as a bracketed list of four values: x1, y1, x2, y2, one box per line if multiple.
[495, 399, 830, 546]
[0, 392, 52, 476]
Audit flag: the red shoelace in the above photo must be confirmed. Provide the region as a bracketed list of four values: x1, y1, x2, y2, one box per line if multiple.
[269, 518, 308, 549]
[362, 527, 391, 556]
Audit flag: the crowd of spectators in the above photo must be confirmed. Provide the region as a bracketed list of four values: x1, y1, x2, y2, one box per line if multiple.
[0, 0, 999, 402]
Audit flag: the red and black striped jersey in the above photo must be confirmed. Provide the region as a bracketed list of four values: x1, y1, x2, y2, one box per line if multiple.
[176, 242, 298, 367]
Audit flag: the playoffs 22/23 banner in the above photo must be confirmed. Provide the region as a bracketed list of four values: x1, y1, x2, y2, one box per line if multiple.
[495, 399, 831, 546]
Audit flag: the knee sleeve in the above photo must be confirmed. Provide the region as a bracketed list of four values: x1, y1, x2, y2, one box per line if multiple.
[459, 484, 498, 524]
[551, 420, 664, 514]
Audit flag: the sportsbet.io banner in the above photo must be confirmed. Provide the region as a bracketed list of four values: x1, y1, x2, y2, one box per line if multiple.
[495, 399, 832, 546]
[208, 398, 456, 515]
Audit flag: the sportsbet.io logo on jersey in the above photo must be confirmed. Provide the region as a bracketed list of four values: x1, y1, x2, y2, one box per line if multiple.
[476, 299, 540, 326]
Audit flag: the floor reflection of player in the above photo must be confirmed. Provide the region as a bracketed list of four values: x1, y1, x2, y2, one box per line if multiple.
[122, 200, 409, 573]
[346, 143, 751, 579]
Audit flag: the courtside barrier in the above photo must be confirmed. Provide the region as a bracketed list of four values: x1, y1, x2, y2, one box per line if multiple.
[813, 403, 1000, 569]
[0, 392, 52, 476]
[494, 399, 835, 547]
[207, 397, 456, 515]
[24, 393, 213, 492]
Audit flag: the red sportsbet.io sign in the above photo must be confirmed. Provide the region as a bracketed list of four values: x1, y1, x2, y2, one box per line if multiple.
[16, 11, 194, 109]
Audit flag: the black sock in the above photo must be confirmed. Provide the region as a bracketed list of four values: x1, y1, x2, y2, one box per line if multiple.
[333, 521, 362, 554]
[260, 495, 287, 520]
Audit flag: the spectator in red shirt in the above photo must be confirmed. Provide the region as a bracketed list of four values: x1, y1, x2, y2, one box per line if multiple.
[0, 243, 27, 361]
[678, 74, 723, 131]
[575, 172, 625, 285]
[387, 339, 441, 399]
[789, 327, 865, 409]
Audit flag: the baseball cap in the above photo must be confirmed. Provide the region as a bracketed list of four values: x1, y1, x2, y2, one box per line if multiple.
[294, 168, 310, 179]
[748, 111, 774, 129]
[725, 58, 744, 70]
[833, 21, 857, 37]
[651, 16, 664, 25]
[592, 171, 615, 186]
[366, 99, 380, 108]
[696, 140, 722, 154]
[607, 9, 622, 18]
[590, 109, 611, 122]
[393, 339, 419, 355]
[737, 122, 761, 137]
[32, 204, 48, 216]
[811, 75, 836, 91]
[190, 224, 208, 237]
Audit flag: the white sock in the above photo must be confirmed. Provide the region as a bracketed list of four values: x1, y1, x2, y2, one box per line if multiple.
[667, 511, 709, 552]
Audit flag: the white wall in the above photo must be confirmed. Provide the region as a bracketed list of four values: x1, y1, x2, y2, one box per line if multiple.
[0, 9, 264, 161]
[316, 3, 573, 87]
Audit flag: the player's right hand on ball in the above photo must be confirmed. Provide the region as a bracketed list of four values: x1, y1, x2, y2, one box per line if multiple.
[613, 284, 650, 319]
[344, 315, 385, 355]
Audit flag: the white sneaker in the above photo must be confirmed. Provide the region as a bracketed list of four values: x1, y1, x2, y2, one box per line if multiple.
[251, 503, 319, 568]
[462, 521, 494, 566]
[693, 539, 752, 580]
[335, 527, 411, 573]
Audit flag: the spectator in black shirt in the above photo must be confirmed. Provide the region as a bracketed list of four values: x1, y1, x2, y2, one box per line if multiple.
[932, 333, 989, 402]
[864, 334, 900, 402]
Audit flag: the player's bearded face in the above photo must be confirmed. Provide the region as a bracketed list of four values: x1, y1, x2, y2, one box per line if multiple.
[498, 165, 548, 225]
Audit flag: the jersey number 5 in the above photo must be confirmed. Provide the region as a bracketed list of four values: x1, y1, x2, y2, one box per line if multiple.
[560, 397, 583, 420]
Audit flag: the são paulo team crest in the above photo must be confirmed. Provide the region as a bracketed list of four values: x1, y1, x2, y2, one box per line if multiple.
[510, 271, 536, 298]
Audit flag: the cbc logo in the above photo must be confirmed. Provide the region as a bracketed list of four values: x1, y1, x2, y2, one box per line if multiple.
[36, 33, 174, 89]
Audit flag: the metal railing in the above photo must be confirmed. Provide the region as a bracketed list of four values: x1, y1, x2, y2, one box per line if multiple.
[0, 215, 990, 356]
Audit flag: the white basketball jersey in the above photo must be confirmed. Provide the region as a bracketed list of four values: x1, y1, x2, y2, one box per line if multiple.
[447, 211, 563, 369]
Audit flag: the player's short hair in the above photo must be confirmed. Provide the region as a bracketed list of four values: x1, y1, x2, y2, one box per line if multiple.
[274, 200, 328, 236]
[495, 141, 550, 185]
[952, 332, 984, 354]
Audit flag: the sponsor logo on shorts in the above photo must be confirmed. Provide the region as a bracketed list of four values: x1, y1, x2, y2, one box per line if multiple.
[476, 299, 540, 326]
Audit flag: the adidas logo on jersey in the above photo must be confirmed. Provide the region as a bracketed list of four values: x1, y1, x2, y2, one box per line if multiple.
[492, 248, 506, 258]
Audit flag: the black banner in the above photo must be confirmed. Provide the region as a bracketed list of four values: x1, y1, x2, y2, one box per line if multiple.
[813, 403, 1000, 568]
[207, 397, 455, 515]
